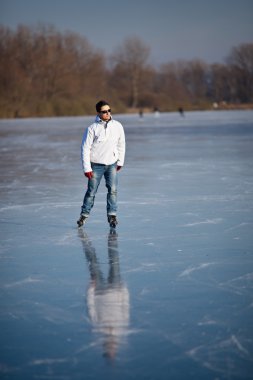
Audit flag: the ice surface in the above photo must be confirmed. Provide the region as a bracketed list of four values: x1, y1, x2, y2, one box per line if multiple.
[0, 110, 253, 379]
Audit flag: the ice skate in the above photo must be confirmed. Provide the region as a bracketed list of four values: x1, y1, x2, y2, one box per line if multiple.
[108, 215, 118, 228]
[77, 215, 88, 227]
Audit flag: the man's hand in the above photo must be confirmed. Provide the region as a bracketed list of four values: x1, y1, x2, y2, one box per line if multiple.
[84, 171, 93, 179]
[116, 166, 122, 171]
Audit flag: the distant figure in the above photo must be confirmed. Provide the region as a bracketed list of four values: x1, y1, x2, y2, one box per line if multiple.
[139, 109, 143, 118]
[77, 100, 126, 229]
[178, 107, 184, 117]
[79, 229, 130, 361]
[153, 106, 160, 118]
[14, 110, 20, 118]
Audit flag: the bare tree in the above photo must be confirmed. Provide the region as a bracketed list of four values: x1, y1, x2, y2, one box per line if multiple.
[158, 62, 191, 109]
[110, 36, 150, 108]
[0, 26, 252, 118]
[157, 60, 209, 110]
[0, 25, 106, 117]
[227, 43, 253, 103]
[210, 63, 232, 103]
[180, 60, 208, 104]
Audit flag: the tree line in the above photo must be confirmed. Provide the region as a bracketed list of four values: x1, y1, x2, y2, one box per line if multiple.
[0, 24, 252, 118]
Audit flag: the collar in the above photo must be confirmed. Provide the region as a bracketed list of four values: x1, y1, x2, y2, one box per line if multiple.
[95, 115, 112, 124]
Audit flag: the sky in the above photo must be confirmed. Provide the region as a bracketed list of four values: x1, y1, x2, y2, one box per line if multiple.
[0, 0, 253, 65]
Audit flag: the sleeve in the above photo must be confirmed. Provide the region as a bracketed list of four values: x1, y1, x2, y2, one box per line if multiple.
[81, 126, 94, 173]
[117, 124, 126, 167]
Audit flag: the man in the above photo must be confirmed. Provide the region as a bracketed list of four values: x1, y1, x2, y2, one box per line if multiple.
[77, 100, 125, 228]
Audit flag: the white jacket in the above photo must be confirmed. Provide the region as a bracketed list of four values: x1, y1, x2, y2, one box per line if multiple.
[81, 116, 125, 173]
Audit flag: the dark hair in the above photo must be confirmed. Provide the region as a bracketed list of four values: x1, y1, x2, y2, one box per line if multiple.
[96, 100, 110, 113]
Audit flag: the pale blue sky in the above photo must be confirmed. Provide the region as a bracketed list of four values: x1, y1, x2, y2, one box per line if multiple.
[1, 0, 253, 65]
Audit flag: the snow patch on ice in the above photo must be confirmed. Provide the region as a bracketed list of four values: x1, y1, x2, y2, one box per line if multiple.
[4, 276, 42, 288]
[179, 262, 216, 277]
[182, 218, 223, 227]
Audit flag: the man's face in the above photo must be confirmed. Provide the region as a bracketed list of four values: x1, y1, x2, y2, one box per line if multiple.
[99, 105, 111, 121]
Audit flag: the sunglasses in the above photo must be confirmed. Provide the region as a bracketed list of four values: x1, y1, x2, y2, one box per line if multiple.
[100, 109, 111, 114]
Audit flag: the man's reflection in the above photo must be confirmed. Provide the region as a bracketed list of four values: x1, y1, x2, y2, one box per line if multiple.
[78, 229, 130, 360]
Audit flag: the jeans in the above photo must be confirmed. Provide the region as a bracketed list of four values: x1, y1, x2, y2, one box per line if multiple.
[81, 162, 118, 217]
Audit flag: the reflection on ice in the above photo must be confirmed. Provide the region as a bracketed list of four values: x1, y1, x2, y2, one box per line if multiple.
[79, 229, 130, 361]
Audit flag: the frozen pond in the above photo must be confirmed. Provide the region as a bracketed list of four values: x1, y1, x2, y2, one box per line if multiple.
[0, 110, 253, 379]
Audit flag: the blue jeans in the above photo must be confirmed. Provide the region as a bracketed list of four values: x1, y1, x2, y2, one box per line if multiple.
[81, 162, 118, 217]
